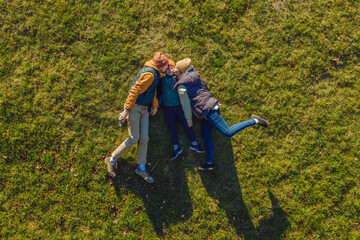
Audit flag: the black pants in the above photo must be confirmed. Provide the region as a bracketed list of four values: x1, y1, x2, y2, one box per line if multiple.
[164, 106, 196, 145]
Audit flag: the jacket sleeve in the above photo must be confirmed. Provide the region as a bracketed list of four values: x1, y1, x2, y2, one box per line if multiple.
[151, 88, 159, 109]
[177, 85, 192, 123]
[156, 78, 163, 108]
[125, 72, 155, 110]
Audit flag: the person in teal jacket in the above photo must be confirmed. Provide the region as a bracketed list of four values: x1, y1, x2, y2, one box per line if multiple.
[160, 60, 204, 160]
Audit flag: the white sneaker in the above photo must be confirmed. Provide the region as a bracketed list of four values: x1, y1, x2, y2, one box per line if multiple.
[135, 168, 154, 183]
[104, 157, 116, 178]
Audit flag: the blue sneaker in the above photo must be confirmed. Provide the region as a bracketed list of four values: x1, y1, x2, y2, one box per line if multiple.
[190, 144, 205, 153]
[170, 148, 183, 160]
[197, 162, 215, 171]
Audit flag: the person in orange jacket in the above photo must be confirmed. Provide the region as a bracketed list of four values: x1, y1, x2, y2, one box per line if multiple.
[105, 52, 170, 183]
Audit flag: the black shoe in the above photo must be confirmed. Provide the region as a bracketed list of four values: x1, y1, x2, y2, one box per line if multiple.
[197, 162, 215, 171]
[251, 115, 268, 127]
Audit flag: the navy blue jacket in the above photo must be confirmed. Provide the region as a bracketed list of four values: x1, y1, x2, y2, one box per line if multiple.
[174, 68, 218, 119]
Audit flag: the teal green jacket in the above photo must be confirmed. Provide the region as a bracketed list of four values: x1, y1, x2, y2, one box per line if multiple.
[160, 75, 181, 107]
[129, 66, 160, 107]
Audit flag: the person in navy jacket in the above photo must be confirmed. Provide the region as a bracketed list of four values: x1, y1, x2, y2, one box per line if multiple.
[173, 58, 268, 171]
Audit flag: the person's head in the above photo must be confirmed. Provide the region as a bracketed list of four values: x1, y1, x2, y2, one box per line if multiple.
[165, 59, 176, 76]
[153, 52, 169, 73]
[175, 58, 192, 76]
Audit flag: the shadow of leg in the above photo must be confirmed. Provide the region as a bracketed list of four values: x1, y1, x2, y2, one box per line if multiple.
[198, 134, 258, 239]
[112, 158, 193, 236]
[257, 190, 290, 239]
[111, 111, 193, 236]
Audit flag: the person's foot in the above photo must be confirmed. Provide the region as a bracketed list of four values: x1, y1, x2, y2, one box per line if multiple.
[197, 162, 215, 171]
[104, 157, 116, 178]
[135, 168, 154, 183]
[170, 147, 183, 160]
[251, 115, 268, 127]
[190, 144, 205, 153]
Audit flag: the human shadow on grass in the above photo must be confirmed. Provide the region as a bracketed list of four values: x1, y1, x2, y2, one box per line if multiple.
[112, 112, 193, 236]
[198, 133, 289, 239]
[197, 133, 257, 239]
[112, 157, 193, 236]
[257, 190, 290, 240]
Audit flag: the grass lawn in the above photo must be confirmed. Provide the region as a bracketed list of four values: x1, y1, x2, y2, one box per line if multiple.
[1, 0, 359, 239]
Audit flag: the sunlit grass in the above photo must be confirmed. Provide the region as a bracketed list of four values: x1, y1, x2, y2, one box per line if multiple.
[1, 0, 359, 239]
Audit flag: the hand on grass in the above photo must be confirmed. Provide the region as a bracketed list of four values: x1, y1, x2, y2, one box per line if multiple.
[150, 107, 158, 116]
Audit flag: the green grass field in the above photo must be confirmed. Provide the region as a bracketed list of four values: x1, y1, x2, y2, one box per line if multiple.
[1, 0, 359, 239]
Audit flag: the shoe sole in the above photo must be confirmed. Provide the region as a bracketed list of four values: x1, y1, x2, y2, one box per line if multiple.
[170, 149, 183, 160]
[197, 167, 215, 171]
[104, 157, 116, 179]
[190, 146, 205, 153]
[135, 169, 154, 183]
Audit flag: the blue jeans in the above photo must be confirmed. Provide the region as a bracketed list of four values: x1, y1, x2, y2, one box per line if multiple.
[164, 106, 196, 145]
[201, 109, 256, 163]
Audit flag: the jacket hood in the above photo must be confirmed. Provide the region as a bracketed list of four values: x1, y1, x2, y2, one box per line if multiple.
[145, 60, 161, 72]
[175, 68, 201, 87]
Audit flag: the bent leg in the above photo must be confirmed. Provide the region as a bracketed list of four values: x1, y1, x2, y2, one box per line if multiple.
[111, 106, 141, 160]
[137, 107, 149, 165]
[206, 109, 256, 138]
